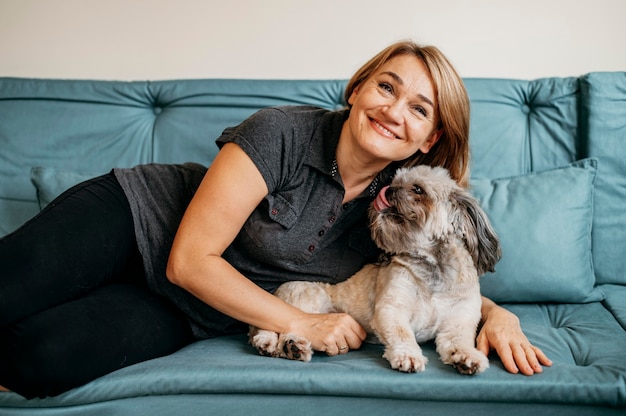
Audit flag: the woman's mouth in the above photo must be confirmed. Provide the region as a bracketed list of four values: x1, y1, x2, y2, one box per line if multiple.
[370, 118, 400, 139]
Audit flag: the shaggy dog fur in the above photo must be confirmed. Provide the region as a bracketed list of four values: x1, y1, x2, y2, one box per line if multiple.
[249, 165, 501, 375]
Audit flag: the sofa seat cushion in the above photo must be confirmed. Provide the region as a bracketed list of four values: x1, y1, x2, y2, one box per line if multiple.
[0, 303, 624, 413]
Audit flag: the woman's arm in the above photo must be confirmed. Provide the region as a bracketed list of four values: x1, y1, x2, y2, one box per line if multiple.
[166, 143, 366, 354]
[476, 296, 552, 375]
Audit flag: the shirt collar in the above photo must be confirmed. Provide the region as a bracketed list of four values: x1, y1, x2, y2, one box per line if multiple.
[306, 108, 396, 199]
[305, 109, 347, 175]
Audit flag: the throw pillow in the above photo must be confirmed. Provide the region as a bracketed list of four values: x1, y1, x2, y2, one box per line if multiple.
[470, 158, 601, 303]
[30, 167, 101, 209]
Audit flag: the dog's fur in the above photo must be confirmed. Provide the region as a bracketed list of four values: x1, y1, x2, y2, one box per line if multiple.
[249, 165, 501, 375]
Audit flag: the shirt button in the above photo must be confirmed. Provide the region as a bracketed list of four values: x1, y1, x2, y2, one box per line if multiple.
[308, 245, 315, 252]
[328, 216, 336, 223]
[318, 230, 325, 237]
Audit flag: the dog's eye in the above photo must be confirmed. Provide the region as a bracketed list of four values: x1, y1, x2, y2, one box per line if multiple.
[412, 185, 424, 195]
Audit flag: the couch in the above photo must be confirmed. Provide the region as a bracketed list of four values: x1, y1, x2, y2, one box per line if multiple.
[0, 73, 624, 415]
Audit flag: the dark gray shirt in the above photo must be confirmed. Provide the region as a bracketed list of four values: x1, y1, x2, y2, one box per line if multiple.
[115, 106, 391, 338]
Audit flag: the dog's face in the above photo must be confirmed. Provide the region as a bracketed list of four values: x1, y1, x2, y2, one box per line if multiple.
[369, 165, 501, 275]
[369, 165, 456, 254]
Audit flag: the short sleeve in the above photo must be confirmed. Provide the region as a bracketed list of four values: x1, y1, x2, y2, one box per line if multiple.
[216, 107, 299, 193]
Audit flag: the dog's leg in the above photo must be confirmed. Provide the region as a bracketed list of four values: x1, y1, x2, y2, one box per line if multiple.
[249, 326, 281, 357]
[371, 270, 429, 373]
[249, 281, 332, 362]
[249, 327, 314, 361]
[434, 299, 488, 375]
[375, 311, 428, 372]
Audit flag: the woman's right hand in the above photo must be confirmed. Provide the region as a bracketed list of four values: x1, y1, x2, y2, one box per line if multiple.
[167, 143, 366, 352]
[288, 311, 367, 355]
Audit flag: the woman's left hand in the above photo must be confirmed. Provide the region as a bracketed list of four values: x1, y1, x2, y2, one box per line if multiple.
[476, 297, 552, 375]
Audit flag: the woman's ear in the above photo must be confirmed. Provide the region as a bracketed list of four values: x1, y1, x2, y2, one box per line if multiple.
[347, 85, 360, 106]
[419, 128, 443, 154]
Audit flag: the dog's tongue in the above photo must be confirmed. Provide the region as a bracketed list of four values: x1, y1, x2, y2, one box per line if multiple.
[373, 186, 391, 212]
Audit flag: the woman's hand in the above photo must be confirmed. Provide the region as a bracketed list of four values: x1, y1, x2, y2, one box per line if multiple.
[476, 297, 552, 375]
[288, 311, 367, 356]
[167, 143, 366, 355]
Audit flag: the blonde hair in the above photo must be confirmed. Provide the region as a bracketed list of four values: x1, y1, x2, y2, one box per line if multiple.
[344, 41, 471, 187]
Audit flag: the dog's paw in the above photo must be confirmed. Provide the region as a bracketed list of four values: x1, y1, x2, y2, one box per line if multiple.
[383, 350, 428, 373]
[277, 334, 313, 362]
[250, 330, 280, 357]
[445, 348, 489, 375]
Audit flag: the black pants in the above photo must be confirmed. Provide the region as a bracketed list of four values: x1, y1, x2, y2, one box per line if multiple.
[0, 174, 194, 399]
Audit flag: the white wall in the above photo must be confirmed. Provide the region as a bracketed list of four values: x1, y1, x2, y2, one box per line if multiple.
[0, 0, 624, 81]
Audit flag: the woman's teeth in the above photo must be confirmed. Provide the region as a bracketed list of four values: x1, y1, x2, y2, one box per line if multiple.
[372, 119, 398, 139]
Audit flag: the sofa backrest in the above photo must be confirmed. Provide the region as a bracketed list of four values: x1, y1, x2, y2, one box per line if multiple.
[0, 74, 624, 288]
[0, 78, 347, 234]
[463, 74, 626, 287]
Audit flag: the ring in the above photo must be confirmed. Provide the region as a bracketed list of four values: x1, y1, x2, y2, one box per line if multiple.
[339, 345, 348, 351]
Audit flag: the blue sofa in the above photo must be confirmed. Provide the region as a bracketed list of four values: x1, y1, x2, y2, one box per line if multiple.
[0, 74, 625, 415]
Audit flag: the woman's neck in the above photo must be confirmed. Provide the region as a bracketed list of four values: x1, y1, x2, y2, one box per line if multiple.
[335, 135, 388, 204]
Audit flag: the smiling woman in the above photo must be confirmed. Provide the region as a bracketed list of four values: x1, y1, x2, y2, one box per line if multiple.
[342, 55, 443, 176]
[0, 40, 549, 400]
[343, 42, 471, 188]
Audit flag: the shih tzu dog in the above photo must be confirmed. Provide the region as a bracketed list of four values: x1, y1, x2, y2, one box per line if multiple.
[249, 165, 501, 375]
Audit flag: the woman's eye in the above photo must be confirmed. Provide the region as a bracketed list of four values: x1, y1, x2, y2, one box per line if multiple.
[413, 106, 428, 118]
[378, 82, 393, 94]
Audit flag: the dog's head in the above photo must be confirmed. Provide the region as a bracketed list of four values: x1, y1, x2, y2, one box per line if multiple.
[369, 165, 501, 275]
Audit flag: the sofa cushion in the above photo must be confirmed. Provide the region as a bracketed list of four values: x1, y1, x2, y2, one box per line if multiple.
[0, 198, 40, 237]
[30, 167, 101, 209]
[465, 77, 580, 180]
[580, 72, 626, 286]
[471, 158, 601, 303]
[2, 301, 625, 411]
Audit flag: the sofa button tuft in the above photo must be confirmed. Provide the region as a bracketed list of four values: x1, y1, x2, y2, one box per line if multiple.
[153, 107, 163, 115]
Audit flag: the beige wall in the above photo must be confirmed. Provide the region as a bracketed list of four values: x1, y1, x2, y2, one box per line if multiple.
[0, 0, 624, 81]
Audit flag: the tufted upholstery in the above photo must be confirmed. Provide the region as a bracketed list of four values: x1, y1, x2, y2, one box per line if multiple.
[0, 75, 625, 414]
[2, 76, 624, 288]
[0, 78, 347, 235]
[466, 77, 581, 177]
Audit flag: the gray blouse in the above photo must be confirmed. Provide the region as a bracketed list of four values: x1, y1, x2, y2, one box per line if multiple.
[115, 106, 390, 338]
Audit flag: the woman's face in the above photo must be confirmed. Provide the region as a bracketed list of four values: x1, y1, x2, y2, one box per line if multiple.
[345, 54, 442, 164]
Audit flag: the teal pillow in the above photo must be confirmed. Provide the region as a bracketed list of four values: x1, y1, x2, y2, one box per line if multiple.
[471, 159, 601, 303]
[30, 167, 101, 209]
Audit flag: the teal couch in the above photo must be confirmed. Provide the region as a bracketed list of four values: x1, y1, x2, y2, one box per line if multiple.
[0, 74, 625, 415]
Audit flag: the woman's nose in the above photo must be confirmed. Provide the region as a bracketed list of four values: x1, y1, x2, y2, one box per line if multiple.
[382, 98, 404, 123]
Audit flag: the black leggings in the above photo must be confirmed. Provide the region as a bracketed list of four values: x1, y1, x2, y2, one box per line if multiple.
[0, 174, 194, 399]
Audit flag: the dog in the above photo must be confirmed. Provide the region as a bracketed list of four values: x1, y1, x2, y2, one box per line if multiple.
[249, 165, 501, 375]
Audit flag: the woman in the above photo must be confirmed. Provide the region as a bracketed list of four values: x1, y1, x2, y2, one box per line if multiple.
[0, 41, 551, 399]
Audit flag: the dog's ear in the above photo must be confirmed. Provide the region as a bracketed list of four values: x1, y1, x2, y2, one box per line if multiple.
[452, 190, 502, 275]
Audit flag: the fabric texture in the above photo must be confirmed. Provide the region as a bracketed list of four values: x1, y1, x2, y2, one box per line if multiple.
[470, 159, 600, 303]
